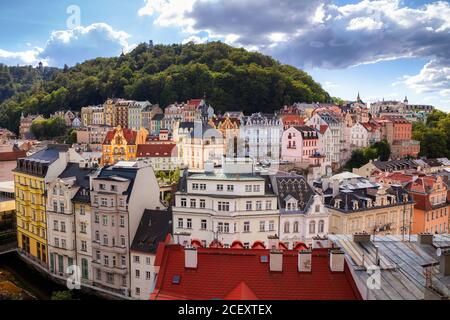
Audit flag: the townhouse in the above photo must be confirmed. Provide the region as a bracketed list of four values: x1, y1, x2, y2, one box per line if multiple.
[271, 172, 329, 247]
[306, 111, 346, 167]
[281, 125, 323, 166]
[101, 126, 148, 165]
[323, 172, 414, 236]
[46, 162, 97, 281]
[90, 161, 162, 296]
[240, 113, 283, 163]
[14, 145, 83, 267]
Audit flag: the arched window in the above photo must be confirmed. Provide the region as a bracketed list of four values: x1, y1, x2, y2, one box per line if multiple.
[318, 220, 325, 233]
[284, 221, 290, 233]
[293, 221, 299, 233]
[309, 221, 316, 234]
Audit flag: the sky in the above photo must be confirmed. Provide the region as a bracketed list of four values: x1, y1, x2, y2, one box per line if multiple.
[0, 0, 449, 110]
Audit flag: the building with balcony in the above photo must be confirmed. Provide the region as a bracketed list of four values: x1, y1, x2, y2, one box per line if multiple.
[173, 158, 279, 248]
[46, 162, 97, 282]
[270, 172, 329, 247]
[90, 161, 162, 296]
[101, 126, 148, 165]
[14, 145, 83, 267]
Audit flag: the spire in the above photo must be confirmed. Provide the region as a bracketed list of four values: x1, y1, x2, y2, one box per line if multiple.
[357, 92, 361, 103]
[404, 95, 408, 104]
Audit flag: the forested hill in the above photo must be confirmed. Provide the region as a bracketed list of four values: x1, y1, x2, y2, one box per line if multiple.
[0, 41, 331, 133]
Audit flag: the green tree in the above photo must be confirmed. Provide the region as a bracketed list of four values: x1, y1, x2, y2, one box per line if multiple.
[372, 140, 391, 161]
[419, 128, 448, 158]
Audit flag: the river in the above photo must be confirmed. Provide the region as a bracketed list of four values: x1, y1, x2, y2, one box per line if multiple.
[0, 251, 100, 300]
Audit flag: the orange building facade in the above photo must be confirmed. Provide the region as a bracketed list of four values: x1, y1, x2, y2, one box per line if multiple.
[406, 175, 449, 234]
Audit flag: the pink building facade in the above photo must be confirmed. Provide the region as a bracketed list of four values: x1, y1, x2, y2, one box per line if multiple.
[281, 126, 324, 166]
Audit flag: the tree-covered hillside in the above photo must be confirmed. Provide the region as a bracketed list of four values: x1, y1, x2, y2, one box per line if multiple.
[0, 41, 331, 133]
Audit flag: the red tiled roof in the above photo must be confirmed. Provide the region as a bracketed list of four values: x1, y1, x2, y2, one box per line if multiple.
[136, 144, 176, 158]
[104, 128, 137, 145]
[0, 150, 27, 161]
[151, 245, 362, 300]
[224, 282, 259, 300]
[281, 115, 305, 125]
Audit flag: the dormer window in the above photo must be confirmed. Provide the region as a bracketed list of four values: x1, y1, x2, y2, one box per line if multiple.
[352, 200, 359, 210]
[334, 199, 342, 208]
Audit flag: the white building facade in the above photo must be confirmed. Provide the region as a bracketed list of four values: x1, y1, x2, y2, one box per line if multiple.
[172, 159, 279, 248]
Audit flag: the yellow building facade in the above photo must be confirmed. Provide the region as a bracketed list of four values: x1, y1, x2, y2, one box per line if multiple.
[14, 144, 76, 267]
[101, 126, 148, 165]
[14, 171, 48, 265]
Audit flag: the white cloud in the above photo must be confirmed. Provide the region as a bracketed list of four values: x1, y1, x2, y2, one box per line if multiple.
[405, 59, 450, 97]
[0, 23, 131, 67]
[346, 17, 383, 31]
[182, 35, 208, 44]
[39, 23, 131, 67]
[138, 0, 197, 32]
[137, 0, 450, 96]
[0, 47, 43, 66]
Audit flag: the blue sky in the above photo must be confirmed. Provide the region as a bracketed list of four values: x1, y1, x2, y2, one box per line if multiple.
[0, 0, 449, 110]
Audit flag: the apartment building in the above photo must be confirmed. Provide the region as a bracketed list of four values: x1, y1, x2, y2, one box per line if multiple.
[306, 111, 346, 166]
[172, 158, 279, 248]
[14, 145, 83, 267]
[406, 175, 449, 234]
[281, 126, 323, 166]
[375, 116, 420, 159]
[90, 161, 162, 296]
[46, 163, 97, 282]
[271, 173, 329, 247]
[101, 126, 148, 165]
[240, 113, 283, 163]
[324, 172, 414, 236]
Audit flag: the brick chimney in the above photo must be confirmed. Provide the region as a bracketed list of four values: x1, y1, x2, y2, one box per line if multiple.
[330, 249, 345, 272]
[184, 246, 198, 269]
[298, 250, 312, 272]
[353, 232, 371, 243]
[269, 250, 283, 272]
[312, 236, 330, 249]
[417, 233, 434, 245]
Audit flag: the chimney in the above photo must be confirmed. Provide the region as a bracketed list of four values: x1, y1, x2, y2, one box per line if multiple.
[269, 250, 283, 272]
[298, 250, 312, 272]
[204, 161, 214, 173]
[330, 249, 345, 272]
[332, 179, 340, 196]
[353, 232, 371, 243]
[267, 235, 279, 250]
[417, 233, 434, 246]
[312, 236, 330, 249]
[439, 249, 450, 277]
[184, 246, 198, 269]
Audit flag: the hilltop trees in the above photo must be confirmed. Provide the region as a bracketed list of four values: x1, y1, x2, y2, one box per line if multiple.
[0, 42, 330, 134]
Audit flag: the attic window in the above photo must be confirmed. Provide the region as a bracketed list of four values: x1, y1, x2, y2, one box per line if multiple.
[172, 275, 181, 285]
